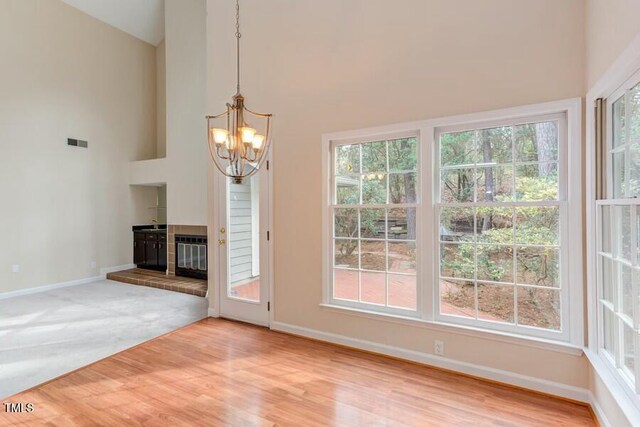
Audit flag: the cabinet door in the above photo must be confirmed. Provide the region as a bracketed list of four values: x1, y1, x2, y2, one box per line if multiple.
[134, 237, 146, 266]
[158, 240, 167, 269]
[146, 240, 159, 267]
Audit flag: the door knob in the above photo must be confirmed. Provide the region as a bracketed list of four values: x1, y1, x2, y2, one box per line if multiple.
[219, 227, 226, 234]
[218, 239, 226, 245]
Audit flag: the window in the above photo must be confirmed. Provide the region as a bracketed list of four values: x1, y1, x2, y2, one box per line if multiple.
[323, 99, 581, 345]
[331, 134, 419, 314]
[596, 76, 640, 391]
[435, 114, 568, 339]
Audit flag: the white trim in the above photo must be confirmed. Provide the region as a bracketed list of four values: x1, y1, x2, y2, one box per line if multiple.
[0, 262, 136, 300]
[319, 303, 583, 356]
[250, 174, 260, 278]
[430, 107, 578, 344]
[586, 349, 640, 426]
[589, 391, 613, 427]
[99, 263, 136, 278]
[322, 98, 583, 347]
[587, 32, 640, 102]
[213, 152, 273, 327]
[223, 312, 270, 327]
[267, 152, 275, 326]
[326, 131, 422, 317]
[585, 31, 640, 424]
[270, 321, 589, 403]
[0, 275, 102, 300]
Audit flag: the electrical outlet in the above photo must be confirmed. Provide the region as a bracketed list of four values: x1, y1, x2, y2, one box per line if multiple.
[11, 264, 20, 273]
[90, 261, 97, 269]
[434, 340, 444, 356]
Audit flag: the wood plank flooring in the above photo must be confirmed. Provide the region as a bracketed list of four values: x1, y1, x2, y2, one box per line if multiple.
[1, 318, 595, 426]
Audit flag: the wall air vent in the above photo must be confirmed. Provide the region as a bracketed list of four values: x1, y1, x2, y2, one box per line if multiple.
[68, 138, 88, 148]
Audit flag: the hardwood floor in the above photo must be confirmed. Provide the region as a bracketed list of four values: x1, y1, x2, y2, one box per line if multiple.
[1, 318, 595, 426]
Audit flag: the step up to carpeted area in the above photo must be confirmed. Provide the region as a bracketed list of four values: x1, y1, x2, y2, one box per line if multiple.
[106, 268, 207, 297]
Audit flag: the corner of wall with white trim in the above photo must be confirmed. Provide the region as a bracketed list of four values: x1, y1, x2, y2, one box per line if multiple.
[0, 0, 158, 295]
[585, 0, 640, 88]
[206, 0, 590, 397]
[584, 1, 640, 426]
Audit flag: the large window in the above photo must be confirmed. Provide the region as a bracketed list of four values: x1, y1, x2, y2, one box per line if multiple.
[323, 99, 581, 346]
[596, 77, 640, 392]
[436, 115, 568, 339]
[331, 135, 419, 314]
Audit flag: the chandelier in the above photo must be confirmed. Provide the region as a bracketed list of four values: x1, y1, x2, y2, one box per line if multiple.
[206, 0, 272, 184]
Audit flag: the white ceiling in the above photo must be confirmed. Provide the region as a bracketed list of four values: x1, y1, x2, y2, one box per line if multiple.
[61, 0, 165, 46]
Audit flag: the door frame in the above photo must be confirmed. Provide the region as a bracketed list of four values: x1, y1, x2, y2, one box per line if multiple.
[207, 153, 274, 327]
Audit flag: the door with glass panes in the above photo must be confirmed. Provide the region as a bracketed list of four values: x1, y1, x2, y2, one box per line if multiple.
[217, 163, 270, 326]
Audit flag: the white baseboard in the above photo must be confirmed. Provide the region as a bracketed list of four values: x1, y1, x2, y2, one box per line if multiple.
[208, 308, 219, 317]
[271, 321, 589, 403]
[100, 263, 136, 278]
[589, 392, 612, 427]
[0, 263, 136, 300]
[0, 275, 102, 300]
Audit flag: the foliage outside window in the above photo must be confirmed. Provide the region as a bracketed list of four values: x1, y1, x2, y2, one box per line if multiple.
[598, 81, 640, 391]
[332, 137, 418, 312]
[437, 118, 565, 333]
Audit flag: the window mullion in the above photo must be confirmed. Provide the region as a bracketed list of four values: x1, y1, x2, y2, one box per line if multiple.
[511, 125, 518, 327]
[473, 130, 479, 320]
[423, 126, 435, 321]
[614, 205, 624, 369]
[625, 88, 632, 198]
[630, 204, 640, 392]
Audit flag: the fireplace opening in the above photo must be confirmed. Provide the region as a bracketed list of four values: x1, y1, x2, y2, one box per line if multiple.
[175, 234, 207, 280]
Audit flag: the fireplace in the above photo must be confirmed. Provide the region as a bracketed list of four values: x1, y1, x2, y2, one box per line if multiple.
[175, 234, 207, 280]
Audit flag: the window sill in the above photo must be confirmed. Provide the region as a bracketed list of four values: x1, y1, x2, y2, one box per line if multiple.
[319, 303, 584, 356]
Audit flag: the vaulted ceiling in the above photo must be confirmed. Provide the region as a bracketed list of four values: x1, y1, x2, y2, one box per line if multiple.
[60, 0, 164, 45]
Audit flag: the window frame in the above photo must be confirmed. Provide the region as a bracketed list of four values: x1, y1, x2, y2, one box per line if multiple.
[593, 68, 640, 398]
[433, 113, 571, 342]
[328, 130, 423, 318]
[322, 98, 583, 348]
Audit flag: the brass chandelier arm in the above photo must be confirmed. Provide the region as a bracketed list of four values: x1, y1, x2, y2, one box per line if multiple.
[244, 147, 258, 163]
[207, 140, 231, 177]
[215, 145, 232, 160]
[205, 112, 230, 120]
[243, 107, 273, 118]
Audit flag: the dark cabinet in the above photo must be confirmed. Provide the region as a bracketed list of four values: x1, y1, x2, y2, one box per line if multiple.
[146, 240, 159, 266]
[133, 231, 167, 271]
[134, 234, 146, 265]
[158, 238, 167, 268]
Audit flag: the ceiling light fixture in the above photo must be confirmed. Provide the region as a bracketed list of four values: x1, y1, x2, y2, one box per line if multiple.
[206, 0, 272, 184]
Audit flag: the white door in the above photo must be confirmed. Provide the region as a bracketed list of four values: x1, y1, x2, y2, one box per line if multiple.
[217, 162, 270, 326]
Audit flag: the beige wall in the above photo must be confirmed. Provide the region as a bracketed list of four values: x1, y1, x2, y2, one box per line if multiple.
[0, 0, 158, 294]
[156, 39, 167, 159]
[165, 0, 208, 226]
[207, 0, 588, 388]
[586, 0, 640, 88]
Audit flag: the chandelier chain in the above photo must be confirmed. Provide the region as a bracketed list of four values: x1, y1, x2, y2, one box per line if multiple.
[235, 0, 241, 95]
[206, 0, 272, 185]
